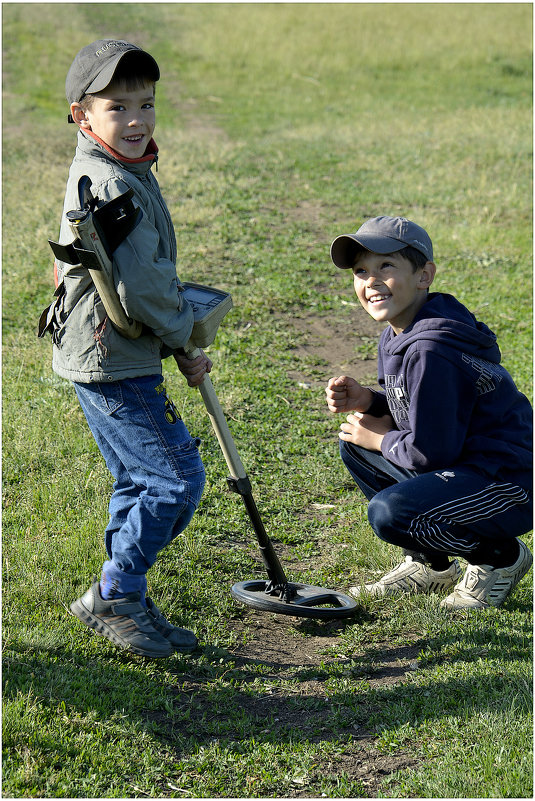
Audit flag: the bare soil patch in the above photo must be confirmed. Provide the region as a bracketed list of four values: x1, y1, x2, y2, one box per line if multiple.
[228, 611, 420, 685]
[225, 612, 423, 796]
[147, 611, 423, 795]
[286, 301, 385, 389]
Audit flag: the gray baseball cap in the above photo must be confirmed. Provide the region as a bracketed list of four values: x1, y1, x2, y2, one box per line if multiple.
[66, 39, 160, 106]
[330, 216, 433, 268]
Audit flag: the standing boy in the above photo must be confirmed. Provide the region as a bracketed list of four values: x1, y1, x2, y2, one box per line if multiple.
[43, 40, 212, 658]
[326, 216, 532, 609]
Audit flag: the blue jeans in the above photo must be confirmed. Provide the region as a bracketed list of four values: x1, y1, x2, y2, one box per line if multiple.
[339, 441, 532, 564]
[74, 375, 205, 587]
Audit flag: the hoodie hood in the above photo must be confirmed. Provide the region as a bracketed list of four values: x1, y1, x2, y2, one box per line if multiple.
[383, 292, 501, 364]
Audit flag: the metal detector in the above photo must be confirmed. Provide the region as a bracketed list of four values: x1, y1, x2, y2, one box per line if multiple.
[181, 283, 357, 619]
[48, 176, 358, 620]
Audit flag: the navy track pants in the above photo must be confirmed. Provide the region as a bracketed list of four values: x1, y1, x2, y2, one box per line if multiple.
[339, 441, 532, 563]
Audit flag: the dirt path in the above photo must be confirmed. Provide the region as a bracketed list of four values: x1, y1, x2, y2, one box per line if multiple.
[175, 106, 418, 795]
[225, 612, 422, 795]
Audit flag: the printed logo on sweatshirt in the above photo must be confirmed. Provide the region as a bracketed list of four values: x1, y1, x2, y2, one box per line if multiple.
[461, 354, 503, 395]
[435, 471, 456, 482]
[384, 374, 409, 423]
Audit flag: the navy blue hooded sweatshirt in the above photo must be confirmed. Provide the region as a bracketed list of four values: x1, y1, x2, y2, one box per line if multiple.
[369, 292, 532, 490]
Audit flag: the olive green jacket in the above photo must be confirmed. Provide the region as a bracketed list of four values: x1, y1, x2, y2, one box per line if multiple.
[51, 129, 193, 382]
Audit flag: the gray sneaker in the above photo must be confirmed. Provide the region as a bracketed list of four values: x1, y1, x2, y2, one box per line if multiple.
[70, 581, 173, 658]
[349, 555, 462, 598]
[441, 540, 533, 610]
[145, 597, 198, 653]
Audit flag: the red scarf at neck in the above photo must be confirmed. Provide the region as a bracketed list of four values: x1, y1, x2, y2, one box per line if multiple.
[82, 127, 159, 164]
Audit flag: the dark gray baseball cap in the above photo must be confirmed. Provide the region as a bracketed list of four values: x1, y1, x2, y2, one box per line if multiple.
[66, 39, 160, 106]
[331, 216, 433, 268]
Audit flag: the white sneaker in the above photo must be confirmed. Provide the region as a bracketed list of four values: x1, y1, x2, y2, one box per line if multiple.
[441, 540, 533, 610]
[349, 556, 462, 598]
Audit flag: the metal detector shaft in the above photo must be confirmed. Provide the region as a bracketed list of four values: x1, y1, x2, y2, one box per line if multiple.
[185, 346, 290, 593]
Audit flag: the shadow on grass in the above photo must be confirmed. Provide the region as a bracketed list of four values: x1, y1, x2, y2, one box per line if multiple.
[3, 604, 531, 756]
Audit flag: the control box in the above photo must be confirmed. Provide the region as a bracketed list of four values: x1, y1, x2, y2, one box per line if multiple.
[182, 282, 233, 349]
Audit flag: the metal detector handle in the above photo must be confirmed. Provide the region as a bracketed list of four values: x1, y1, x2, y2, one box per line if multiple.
[185, 346, 247, 481]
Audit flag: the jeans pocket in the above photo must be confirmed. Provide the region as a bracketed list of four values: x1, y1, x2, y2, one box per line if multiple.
[76, 381, 124, 415]
[172, 435, 204, 475]
[97, 382, 124, 415]
[171, 435, 205, 508]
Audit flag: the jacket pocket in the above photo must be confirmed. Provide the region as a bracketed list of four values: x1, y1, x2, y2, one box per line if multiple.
[38, 281, 67, 345]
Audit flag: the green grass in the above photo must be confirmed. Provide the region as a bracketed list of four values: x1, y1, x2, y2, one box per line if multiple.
[3, 3, 532, 798]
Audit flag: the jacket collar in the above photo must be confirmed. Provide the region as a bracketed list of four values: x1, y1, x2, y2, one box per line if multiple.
[77, 128, 158, 175]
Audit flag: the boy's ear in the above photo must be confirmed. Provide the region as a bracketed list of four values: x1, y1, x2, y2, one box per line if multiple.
[70, 103, 91, 128]
[418, 261, 436, 289]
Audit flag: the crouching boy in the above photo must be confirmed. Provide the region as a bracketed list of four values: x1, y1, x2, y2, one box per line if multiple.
[326, 215, 532, 609]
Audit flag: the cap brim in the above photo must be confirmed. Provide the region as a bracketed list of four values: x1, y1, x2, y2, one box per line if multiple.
[330, 233, 405, 269]
[85, 50, 160, 95]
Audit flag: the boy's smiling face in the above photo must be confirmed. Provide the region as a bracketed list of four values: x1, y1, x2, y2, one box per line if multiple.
[71, 80, 156, 159]
[352, 250, 436, 334]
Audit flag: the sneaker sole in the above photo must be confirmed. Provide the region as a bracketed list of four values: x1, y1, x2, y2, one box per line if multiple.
[169, 642, 197, 654]
[70, 599, 173, 658]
